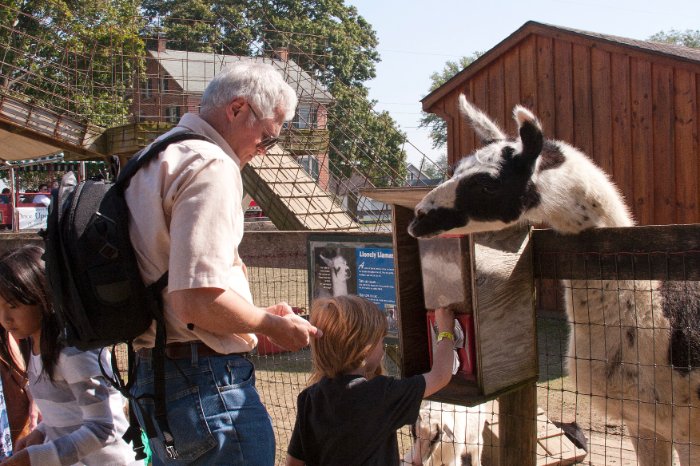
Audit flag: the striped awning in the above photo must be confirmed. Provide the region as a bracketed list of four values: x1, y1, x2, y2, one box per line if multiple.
[1, 154, 105, 171]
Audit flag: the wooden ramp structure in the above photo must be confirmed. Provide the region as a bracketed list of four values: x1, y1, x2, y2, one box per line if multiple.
[102, 123, 360, 231]
[245, 147, 360, 231]
[0, 93, 105, 162]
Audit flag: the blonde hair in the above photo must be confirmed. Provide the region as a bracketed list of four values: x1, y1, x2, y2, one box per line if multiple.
[308, 295, 388, 385]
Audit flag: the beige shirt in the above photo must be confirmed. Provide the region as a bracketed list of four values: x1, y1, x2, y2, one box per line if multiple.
[125, 113, 257, 353]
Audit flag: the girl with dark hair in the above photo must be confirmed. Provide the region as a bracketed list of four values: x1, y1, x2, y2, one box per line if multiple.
[0, 245, 140, 466]
[286, 295, 456, 466]
[0, 332, 37, 454]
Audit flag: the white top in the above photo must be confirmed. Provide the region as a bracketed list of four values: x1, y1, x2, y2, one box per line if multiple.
[26, 347, 139, 466]
[125, 113, 257, 353]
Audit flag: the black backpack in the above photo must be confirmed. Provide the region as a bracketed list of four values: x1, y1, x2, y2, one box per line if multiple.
[41, 131, 213, 460]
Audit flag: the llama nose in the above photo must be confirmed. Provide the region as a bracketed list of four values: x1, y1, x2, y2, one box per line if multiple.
[414, 208, 425, 219]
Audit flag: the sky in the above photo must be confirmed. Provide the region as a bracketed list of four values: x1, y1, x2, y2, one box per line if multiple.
[345, 0, 699, 166]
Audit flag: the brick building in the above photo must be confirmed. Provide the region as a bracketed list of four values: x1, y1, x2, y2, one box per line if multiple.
[132, 39, 334, 189]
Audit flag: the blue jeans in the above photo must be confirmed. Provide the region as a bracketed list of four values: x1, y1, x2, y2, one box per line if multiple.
[130, 349, 275, 465]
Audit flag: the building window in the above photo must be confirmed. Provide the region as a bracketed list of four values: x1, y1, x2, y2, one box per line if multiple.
[297, 155, 320, 181]
[161, 78, 169, 93]
[142, 79, 152, 98]
[166, 106, 180, 123]
[294, 105, 317, 129]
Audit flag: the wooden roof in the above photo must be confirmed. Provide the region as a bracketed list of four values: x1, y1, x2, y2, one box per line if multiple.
[422, 21, 700, 111]
[150, 50, 333, 104]
[0, 93, 105, 161]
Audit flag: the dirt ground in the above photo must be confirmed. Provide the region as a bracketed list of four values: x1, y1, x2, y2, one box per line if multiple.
[251, 312, 642, 466]
[245, 266, 678, 465]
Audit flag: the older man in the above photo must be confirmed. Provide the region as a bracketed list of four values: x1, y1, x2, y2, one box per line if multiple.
[126, 62, 320, 465]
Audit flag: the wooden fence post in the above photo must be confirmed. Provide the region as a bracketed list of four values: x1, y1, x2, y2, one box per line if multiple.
[498, 382, 537, 466]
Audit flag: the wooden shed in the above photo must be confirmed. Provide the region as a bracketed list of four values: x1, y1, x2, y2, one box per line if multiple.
[422, 21, 700, 226]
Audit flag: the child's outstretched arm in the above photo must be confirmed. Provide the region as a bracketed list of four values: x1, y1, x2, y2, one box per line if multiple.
[422, 307, 455, 397]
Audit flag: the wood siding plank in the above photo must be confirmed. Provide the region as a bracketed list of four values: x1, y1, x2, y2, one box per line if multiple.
[488, 58, 506, 130]
[470, 72, 489, 159]
[572, 44, 593, 155]
[674, 69, 698, 223]
[553, 40, 574, 142]
[536, 36, 556, 135]
[518, 36, 538, 111]
[652, 64, 676, 224]
[630, 58, 654, 225]
[610, 53, 633, 212]
[591, 48, 613, 176]
[504, 49, 521, 133]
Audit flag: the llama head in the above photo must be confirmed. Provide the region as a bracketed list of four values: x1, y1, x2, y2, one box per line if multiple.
[320, 251, 351, 282]
[409, 95, 544, 238]
[405, 412, 443, 465]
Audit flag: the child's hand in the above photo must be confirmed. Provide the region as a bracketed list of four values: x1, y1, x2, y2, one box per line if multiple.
[433, 307, 455, 334]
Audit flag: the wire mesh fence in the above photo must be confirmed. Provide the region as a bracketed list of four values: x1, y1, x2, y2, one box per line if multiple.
[53, 224, 700, 465]
[532, 227, 700, 466]
[240, 227, 700, 465]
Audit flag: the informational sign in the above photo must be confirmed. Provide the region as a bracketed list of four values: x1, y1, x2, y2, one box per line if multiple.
[308, 234, 398, 338]
[17, 206, 48, 230]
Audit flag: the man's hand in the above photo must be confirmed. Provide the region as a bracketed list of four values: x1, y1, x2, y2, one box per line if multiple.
[264, 302, 322, 351]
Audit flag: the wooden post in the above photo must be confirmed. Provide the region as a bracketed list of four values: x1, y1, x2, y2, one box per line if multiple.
[498, 382, 537, 466]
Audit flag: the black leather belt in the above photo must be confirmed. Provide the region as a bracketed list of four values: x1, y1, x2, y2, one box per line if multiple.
[137, 341, 246, 359]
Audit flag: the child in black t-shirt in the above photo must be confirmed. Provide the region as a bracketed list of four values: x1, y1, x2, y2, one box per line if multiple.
[286, 295, 455, 466]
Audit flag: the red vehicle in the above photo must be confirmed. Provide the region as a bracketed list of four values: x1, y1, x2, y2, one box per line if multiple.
[0, 192, 51, 230]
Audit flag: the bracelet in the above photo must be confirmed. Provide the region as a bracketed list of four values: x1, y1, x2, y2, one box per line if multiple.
[437, 331, 454, 342]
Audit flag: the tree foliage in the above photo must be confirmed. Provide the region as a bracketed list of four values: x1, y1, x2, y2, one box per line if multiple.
[140, 0, 406, 186]
[648, 29, 700, 48]
[419, 53, 481, 152]
[0, 0, 145, 127]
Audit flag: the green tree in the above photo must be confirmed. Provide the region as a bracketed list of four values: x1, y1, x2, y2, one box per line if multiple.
[140, 0, 406, 186]
[0, 0, 145, 127]
[420, 154, 448, 180]
[419, 53, 481, 152]
[648, 29, 700, 48]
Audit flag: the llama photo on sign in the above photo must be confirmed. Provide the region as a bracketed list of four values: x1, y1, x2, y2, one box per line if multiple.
[312, 247, 357, 298]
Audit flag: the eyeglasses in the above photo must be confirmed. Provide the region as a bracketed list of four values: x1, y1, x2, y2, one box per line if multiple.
[248, 103, 279, 151]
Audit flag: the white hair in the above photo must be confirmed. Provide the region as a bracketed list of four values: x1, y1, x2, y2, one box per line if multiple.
[200, 61, 298, 122]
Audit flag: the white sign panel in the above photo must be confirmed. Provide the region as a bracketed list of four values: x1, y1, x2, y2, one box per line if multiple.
[17, 206, 48, 230]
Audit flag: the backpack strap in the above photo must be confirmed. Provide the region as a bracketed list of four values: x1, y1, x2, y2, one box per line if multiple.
[119, 131, 214, 460]
[148, 272, 176, 458]
[116, 131, 215, 188]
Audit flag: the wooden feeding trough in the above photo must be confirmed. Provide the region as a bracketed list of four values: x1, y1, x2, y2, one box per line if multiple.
[364, 186, 539, 466]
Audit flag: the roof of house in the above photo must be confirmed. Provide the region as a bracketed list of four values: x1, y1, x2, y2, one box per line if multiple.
[150, 49, 334, 104]
[422, 20, 700, 110]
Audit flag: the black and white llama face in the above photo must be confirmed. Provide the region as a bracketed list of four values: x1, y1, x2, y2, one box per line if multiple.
[408, 95, 545, 239]
[320, 251, 351, 296]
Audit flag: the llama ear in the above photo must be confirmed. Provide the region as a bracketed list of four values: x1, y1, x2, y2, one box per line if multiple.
[458, 94, 506, 143]
[513, 105, 543, 163]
